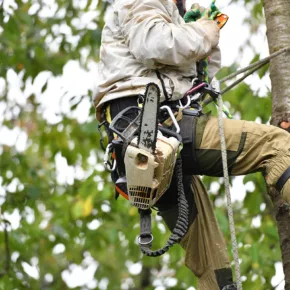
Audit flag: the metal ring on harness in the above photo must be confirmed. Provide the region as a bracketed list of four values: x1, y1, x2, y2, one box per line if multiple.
[177, 95, 191, 109]
[160, 105, 181, 133]
[138, 234, 154, 245]
[104, 143, 117, 172]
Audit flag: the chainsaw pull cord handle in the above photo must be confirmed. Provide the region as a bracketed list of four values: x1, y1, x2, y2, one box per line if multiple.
[138, 158, 189, 257]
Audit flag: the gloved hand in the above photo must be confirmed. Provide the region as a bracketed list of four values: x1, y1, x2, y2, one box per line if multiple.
[184, 2, 221, 23]
[207, 1, 220, 20]
[184, 3, 205, 23]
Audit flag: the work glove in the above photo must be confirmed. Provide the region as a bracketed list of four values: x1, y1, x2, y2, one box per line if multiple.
[183, 3, 205, 23]
[184, 3, 219, 23]
[184, 2, 228, 29]
[184, 3, 219, 48]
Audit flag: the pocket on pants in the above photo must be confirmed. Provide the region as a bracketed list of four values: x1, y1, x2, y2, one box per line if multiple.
[194, 117, 246, 176]
[199, 117, 245, 151]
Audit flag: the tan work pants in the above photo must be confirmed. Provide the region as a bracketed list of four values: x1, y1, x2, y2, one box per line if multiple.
[198, 117, 290, 203]
[180, 176, 231, 290]
[177, 117, 290, 289]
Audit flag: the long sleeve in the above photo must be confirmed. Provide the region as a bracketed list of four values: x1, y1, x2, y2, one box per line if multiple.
[118, 0, 219, 68]
[208, 46, 221, 81]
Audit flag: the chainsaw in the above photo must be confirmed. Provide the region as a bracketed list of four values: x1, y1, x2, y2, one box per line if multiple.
[106, 83, 189, 256]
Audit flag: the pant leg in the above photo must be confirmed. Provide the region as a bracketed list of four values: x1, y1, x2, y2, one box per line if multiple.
[281, 181, 290, 204]
[157, 175, 232, 290]
[181, 176, 231, 290]
[195, 117, 290, 203]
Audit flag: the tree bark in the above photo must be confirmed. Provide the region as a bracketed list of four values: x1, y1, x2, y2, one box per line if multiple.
[264, 0, 290, 288]
[264, 0, 290, 126]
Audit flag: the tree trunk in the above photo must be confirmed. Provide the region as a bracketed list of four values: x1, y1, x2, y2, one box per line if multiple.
[264, 0, 290, 126]
[263, 0, 290, 288]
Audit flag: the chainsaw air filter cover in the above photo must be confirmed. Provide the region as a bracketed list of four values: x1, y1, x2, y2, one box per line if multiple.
[124, 134, 180, 209]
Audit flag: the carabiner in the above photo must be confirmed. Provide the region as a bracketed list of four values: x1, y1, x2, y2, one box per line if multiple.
[104, 143, 117, 172]
[177, 95, 191, 109]
[160, 105, 180, 133]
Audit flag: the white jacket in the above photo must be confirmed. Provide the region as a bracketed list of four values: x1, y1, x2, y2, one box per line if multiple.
[94, 0, 221, 121]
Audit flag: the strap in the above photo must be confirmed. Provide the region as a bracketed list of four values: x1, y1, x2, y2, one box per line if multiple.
[155, 71, 171, 101]
[276, 166, 290, 192]
[98, 105, 114, 150]
[138, 158, 189, 257]
[179, 114, 199, 173]
[138, 209, 153, 246]
[176, 0, 185, 17]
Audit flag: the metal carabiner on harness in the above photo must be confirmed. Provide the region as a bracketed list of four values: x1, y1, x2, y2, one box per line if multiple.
[160, 105, 181, 133]
[104, 143, 117, 172]
[177, 95, 191, 109]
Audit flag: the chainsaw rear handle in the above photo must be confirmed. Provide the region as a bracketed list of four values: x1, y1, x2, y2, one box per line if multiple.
[159, 126, 182, 143]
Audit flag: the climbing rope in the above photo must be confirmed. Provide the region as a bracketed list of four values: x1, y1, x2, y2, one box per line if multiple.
[203, 46, 290, 107]
[212, 45, 290, 290]
[184, 3, 243, 287]
[220, 46, 290, 84]
[216, 82, 242, 289]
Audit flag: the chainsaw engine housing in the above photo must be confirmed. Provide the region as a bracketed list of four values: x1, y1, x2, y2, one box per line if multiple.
[124, 134, 180, 209]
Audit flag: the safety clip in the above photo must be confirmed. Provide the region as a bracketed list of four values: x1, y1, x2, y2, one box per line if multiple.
[104, 143, 117, 172]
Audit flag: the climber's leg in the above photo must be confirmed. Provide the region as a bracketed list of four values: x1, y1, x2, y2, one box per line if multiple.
[157, 175, 233, 290]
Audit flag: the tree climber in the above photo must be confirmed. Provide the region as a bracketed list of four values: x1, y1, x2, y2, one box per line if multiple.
[94, 0, 290, 289]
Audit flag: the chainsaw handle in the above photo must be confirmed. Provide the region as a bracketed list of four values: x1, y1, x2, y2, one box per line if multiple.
[159, 126, 182, 143]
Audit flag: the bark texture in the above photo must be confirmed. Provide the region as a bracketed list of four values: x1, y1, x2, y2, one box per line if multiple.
[264, 0, 290, 288]
[264, 0, 290, 126]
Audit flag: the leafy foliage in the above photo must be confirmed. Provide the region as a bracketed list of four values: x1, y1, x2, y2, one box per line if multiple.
[0, 0, 283, 289]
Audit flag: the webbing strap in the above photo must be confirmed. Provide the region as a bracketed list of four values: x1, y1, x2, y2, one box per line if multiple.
[276, 166, 290, 192]
[139, 209, 153, 246]
[155, 71, 171, 101]
[138, 158, 189, 257]
[179, 114, 199, 173]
